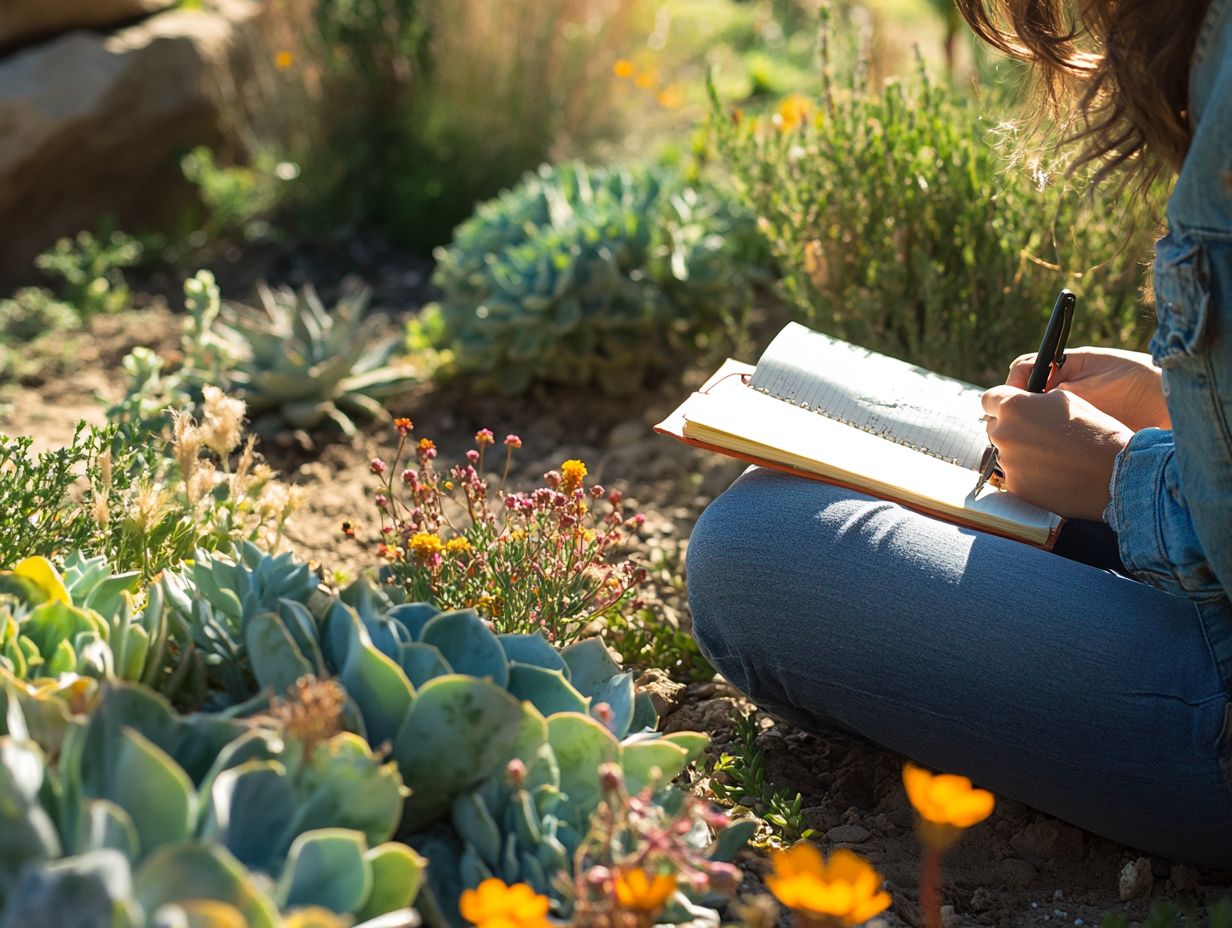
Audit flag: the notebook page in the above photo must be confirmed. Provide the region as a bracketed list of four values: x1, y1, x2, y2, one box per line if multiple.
[681, 381, 1059, 544]
[748, 323, 990, 471]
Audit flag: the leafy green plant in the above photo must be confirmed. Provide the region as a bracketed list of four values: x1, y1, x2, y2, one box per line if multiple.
[106, 271, 232, 444]
[370, 424, 648, 643]
[0, 288, 79, 344]
[0, 288, 82, 382]
[710, 59, 1165, 386]
[601, 599, 715, 683]
[0, 425, 118, 570]
[34, 229, 142, 319]
[708, 712, 815, 845]
[1, 394, 299, 579]
[182, 145, 295, 243]
[420, 161, 761, 395]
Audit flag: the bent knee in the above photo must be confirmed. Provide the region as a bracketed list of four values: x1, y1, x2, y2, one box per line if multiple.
[686, 471, 852, 658]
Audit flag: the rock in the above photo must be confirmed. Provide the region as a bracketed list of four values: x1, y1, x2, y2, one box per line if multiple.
[662, 696, 744, 735]
[1168, 862, 1201, 893]
[1008, 820, 1085, 863]
[825, 823, 871, 844]
[994, 857, 1037, 889]
[940, 904, 962, 928]
[0, 0, 174, 49]
[0, 0, 261, 284]
[1119, 857, 1154, 902]
[633, 668, 686, 719]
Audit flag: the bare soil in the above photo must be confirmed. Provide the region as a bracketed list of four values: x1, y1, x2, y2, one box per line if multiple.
[3, 286, 1230, 928]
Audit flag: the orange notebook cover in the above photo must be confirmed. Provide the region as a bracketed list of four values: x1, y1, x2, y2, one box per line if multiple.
[655, 326, 1063, 549]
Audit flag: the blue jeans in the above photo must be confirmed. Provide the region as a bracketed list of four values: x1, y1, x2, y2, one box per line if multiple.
[686, 468, 1232, 869]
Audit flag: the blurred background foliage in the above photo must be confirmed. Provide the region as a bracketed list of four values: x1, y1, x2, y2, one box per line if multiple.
[1, 0, 1166, 398]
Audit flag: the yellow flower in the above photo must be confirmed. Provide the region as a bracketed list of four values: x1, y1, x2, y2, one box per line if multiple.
[613, 58, 635, 78]
[774, 93, 813, 132]
[274, 50, 294, 70]
[902, 763, 995, 849]
[634, 69, 658, 90]
[560, 459, 588, 493]
[459, 878, 551, 928]
[656, 85, 684, 109]
[408, 532, 444, 562]
[445, 537, 473, 556]
[614, 868, 677, 913]
[766, 845, 890, 926]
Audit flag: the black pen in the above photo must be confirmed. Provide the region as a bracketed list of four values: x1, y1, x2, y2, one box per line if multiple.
[973, 289, 1076, 494]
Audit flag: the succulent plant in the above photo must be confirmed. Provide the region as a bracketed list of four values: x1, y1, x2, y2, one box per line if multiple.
[422, 161, 761, 396]
[158, 542, 326, 709]
[219, 282, 417, 435]
[0, 675, 420, 928]
[0, 555, 172, 690]
[152, 551, 739, 927]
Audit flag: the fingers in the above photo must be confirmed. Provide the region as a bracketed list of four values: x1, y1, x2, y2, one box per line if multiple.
[980, 384, 1024, 418]
[1006, 354, 1037, 388]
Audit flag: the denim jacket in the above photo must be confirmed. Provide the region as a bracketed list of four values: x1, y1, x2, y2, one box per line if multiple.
[1105, 0, 1232, 605]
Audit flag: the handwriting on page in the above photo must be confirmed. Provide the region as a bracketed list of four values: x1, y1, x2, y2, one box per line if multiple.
[748, 323, 989, 471]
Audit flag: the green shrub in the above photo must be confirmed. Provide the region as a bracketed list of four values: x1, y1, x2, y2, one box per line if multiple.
[34, 229, 142, 319]
[0, 405, 300, 579]
[181, 145, 294, 243]
[420, 162, 762, 395]
[709, 62, 1165, 385]
[0, 289, 82, 383]
[0, 426, 117, 570]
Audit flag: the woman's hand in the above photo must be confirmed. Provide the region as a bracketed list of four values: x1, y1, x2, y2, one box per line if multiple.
[980, 387, 1134, 520]
[1006, 347, 1169, 432]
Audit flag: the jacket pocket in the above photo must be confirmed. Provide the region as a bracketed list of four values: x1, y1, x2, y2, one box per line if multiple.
[1151, 235, 1212, 366]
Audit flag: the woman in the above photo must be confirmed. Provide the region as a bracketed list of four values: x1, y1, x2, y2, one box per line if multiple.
[686, 0, 1232, 868]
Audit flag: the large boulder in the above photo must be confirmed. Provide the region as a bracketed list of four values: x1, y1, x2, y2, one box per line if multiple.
[0, 0, 261, 286]
[0, 0, 176, 50]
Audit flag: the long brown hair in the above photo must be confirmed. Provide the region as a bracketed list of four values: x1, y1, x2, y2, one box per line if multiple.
[954, 0, 1212, 187]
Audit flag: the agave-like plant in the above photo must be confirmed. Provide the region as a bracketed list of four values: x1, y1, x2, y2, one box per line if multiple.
[220, 283, 417, 436]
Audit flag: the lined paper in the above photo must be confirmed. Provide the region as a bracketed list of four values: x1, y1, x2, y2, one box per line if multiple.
[679, 372, 1060, 545]
[748, 323, 989, 471]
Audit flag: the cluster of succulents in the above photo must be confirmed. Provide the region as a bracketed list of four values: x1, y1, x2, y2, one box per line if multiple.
[147, 545, 742, 924]
[0, 555, 170, 688]
[422, 162, 762, 395]
[0, 673, 419, 928]
[0, 540, 740, 927]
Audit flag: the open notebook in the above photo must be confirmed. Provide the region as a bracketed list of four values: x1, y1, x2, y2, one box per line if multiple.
[656, 322, 1063, 547]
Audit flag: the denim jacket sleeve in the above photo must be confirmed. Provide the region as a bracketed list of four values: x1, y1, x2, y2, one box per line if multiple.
[1104, 0, 1232, 603]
